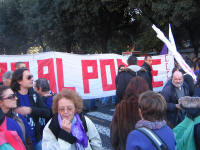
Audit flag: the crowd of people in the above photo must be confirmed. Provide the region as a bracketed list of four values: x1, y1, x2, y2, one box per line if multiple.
[0, 54, 200, 150]
[0, 62, 101, 150]
[113, 54, 200, 150]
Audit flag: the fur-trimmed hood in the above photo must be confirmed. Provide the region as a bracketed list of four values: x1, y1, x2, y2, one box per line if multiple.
[128, 65, 146, 72]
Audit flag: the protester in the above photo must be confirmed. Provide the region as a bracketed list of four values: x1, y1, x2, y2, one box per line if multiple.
[0, 85, 32, 149]
[141, 55, 153, 90]
[161, 68, 190, 127]
[11, 68, 51, 150]
[115, 55, 148, 104]
[194, 73, 200, 97]
[2, 71, 13, 87]
[0, 86, 25, 143]
[15, 62, 26, 70]
[194, 58, 200, 76]
[34, 78, 54, 109]
[126, 91, 175, 150]
[42, 89, 102, 150]
[111, 76, 149, 150]
[173, 96, 200, 150]
[0, 108, 26, 150]
[115, 64, 126, 87]
[101, 65, 126, 105]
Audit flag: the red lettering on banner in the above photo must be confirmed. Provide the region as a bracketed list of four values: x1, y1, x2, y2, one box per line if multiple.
[151, 59, 163, 87]
[37, 58, 57, 93]
[137, 60, 144, 66]
[100, 59, 116, 91]
[0, 63, 7, 82]
[56, 58, 76, 92]
[81, 60, 98, 94]
[138, 59, 163, 88]
[11, 62, 30, 71]
[117, 59, 128, 67]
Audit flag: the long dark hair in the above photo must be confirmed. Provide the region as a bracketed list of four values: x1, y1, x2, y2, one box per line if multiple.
[0, 85, 10, 100]
[11, 68, 28, 92]
[111, 76, 149, 150]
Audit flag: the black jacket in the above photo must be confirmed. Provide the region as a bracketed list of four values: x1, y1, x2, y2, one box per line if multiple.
[17, 88, 51, 141]
[142, 62, 153, 90]
[115, 66, 147, 105]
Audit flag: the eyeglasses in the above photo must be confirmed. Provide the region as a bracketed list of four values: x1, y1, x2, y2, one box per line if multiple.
[27, 75, 33, 80]
[58, 106, 75, 113]
[1, 93, 17, 100]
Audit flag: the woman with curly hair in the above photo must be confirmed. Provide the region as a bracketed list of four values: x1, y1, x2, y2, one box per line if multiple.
[42, 89, 102, 150]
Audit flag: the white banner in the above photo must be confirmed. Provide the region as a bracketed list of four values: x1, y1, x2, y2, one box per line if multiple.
[0, 52, 174, 99]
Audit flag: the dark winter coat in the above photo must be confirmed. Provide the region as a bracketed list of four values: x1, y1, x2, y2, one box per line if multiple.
[161, 81, 190, 127]
[141, 62, 153, 90]
[115, 65, 148, 105]
[17, 88, 51, 142]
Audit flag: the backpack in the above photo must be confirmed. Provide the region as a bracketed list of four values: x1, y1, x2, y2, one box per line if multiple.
[136, 127, 168, 150]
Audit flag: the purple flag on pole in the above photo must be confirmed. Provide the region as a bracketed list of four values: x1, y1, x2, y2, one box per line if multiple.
[160, 44, 168, 55]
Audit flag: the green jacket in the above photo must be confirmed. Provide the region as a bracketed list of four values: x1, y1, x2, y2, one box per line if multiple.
[173, 115, 200, 150]
[0, 143, 14, 150]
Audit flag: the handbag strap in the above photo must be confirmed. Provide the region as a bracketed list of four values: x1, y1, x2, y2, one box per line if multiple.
[136, 127, 168, 150]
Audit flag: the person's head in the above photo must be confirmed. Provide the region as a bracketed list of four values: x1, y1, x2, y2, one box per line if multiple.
[123, 76, 150, 101]
[34, 78, 50, 96]
[118, 65, 125, 72]
[0, 86, 17, 113]
[11, 68, 33, 92]
[144, 55, 152, 66]
[128, 55, 137, 66]
[52, 89, 83, 122]
[15, 62, 26, 70]
[2, 71, 13, 87]
[172, 69, 183, 88]
[138, 91, 167, 121]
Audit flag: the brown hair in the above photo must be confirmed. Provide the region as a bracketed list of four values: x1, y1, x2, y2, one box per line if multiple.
[110, 76, 149, 150]
[0, 86, 10, 100]
[144, 55, 152, 60]
[138, 91, 167, 121]
[52, 89, 83, 114]
[123, 76, 149, 101]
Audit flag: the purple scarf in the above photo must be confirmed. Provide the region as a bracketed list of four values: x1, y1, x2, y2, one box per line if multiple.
[135, 120, 166, 130]
[58, 113, 88, 149]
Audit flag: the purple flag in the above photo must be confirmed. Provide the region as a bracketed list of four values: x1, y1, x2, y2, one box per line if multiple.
[160, 44, 168, 55]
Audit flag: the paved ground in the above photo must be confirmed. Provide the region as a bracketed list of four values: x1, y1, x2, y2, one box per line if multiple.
[84, 99, 115, 150]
